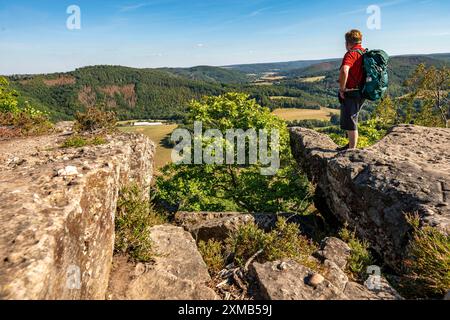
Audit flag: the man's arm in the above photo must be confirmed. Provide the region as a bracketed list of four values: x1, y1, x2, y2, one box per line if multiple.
[339, 65, 350, 100]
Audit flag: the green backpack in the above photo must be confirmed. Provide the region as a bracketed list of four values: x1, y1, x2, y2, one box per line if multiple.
[352, 49, 390, 101]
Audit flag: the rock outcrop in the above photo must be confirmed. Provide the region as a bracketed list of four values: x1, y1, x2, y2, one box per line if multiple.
[175, 211, 325, 241]
[250, 237, 402, 300]
[107, 225, 218, 300]
[290, 125, 450, 268]
[0, 129, 155, 300]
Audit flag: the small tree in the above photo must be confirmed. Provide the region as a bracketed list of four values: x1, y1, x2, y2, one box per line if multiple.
[404, 64, 450, 127]
[373, 95, 397, 126]
[155, 93, 312, 213]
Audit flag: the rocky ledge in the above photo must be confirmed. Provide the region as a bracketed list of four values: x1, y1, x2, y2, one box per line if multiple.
[289, 125, 450, 268]
[0, 128, 155, 299]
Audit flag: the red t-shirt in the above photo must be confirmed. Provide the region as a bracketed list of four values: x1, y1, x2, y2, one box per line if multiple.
[341, 44, 366, 89]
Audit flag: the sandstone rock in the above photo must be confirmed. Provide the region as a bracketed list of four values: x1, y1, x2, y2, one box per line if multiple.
[0, 129, 155, 300]
[307, 273, 325, 287]
[315, 237, 351, 270]
[250, 260, 347, 300]
[107, 225, 218, 300]
[58, 165, 79, 176]
[364, 275, 404, 300]
[148, 225, 212, 283]
[175, 211, 324, 242]
[290, 125, 450, 268]
[343, 281, 379, 300]
[322, 260, 349, 292]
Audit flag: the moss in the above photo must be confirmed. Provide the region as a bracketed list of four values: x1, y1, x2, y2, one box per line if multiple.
[339, 225, 375, 281]
[61, 135, 107, 148]
[115, 184, 167, 262]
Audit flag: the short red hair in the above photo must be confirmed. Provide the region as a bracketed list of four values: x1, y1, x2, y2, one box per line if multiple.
[345, 30, 363, 45]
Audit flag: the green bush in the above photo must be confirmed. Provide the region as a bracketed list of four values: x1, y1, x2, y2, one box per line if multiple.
[115, 184, 167, 262]
[0, 77, 19, 114]
[339, 226, 375, 281]
[402, 214, 450, 298]
[198, 240, 226, 273]
[61, 135, 106, 148]
[74, 104, 117, 133]
[226, 217, 318, 269]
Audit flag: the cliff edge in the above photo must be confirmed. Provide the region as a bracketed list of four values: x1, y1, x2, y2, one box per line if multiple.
[289, 125, 450, 268]
[0, 127, 155, 299]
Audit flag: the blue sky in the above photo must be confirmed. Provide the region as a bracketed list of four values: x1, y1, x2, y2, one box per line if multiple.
[1, 0, 450, 74]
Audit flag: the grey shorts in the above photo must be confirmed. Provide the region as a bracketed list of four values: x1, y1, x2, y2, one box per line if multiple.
[340, 92, 365, 131]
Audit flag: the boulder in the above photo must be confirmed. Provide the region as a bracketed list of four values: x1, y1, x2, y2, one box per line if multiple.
[315, 237, 351, 270]
[250, 260, 347, 300]
[0, 130, 155, 300]
[107, 225, 218, 300]
[290, 125, 450, 268]
[364, 275, 404, 300]
[175, 211, 325, 242]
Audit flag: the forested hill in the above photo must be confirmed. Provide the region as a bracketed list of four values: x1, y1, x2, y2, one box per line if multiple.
[8, 66, 228, 121]
[158, 66, 250, 84]
[5, 53, 450, 121]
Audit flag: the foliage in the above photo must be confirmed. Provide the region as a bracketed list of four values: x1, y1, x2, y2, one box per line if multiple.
[401, 214, 450, 298]
[286, 119, 332, 128]
[402, 63, 450, 127]
[115, 184, 167, 262]
[373, 95, 398, 125]
[74, 104, 117, 133]
[198, 240, 226, 273]
[321, 118, 388, 148]
[0, 77, 19, 114]
[0, 77, 53, 137]
[339, 225, 375, 281]
[155, 93, 313, 213]
[61, 134, 106, 148]
[226, 217, 318, 269]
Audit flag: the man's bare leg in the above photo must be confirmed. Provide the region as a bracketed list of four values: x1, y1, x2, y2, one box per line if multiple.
[347, 130, 358, 149]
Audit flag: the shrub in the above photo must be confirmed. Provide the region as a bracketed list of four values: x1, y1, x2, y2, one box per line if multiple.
[0, 103, 53, 137]
[402, 214, 450, 298]
[115, 184, 167, 262]
[198, 240, 226, 273]
[61, 135, 107, 148]
[226, 217, 318, 269]
[74, 104, 117, 133]
[0, 77, 19, 114]
[339, 225, 374, 281]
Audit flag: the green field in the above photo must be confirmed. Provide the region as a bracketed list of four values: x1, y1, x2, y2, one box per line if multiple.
[120, 124, 178, 170]
[272, 107, 339, 121]
[120, 108, 339, 169]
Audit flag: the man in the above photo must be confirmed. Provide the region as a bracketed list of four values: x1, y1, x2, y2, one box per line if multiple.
[339, 29, 366, 150]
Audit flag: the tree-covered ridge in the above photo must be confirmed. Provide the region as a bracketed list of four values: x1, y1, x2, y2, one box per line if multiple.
[5, 53, 450, 122]
[158, 66, 250, 84]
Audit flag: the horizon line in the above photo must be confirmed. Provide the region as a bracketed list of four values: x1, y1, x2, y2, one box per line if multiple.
[2, 51, 449, 77]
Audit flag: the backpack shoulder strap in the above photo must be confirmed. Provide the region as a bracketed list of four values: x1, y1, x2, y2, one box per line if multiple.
[350, 49, 366, 56]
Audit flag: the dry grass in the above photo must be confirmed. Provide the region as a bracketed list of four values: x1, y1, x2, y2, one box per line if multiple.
[272, 107, 339, 121]
[120, 124, 178, 169]
[298, 76, 326, 83]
